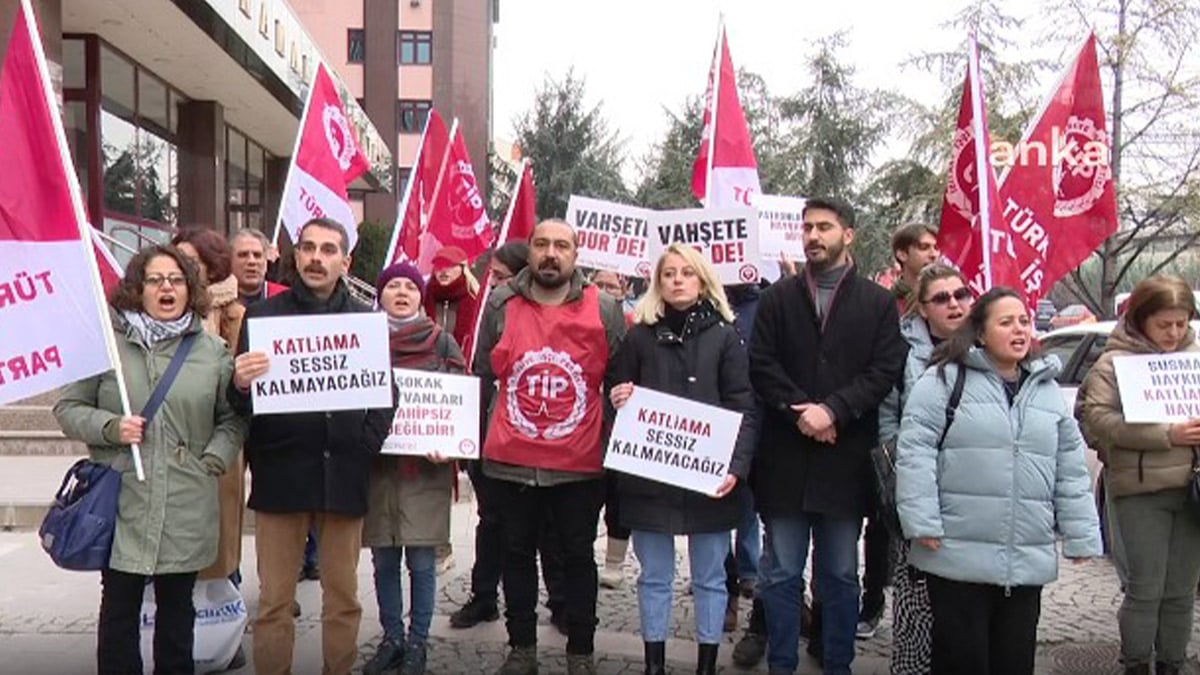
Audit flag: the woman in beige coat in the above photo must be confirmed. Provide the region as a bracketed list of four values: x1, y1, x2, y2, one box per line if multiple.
[1077, 275, 1200, 675]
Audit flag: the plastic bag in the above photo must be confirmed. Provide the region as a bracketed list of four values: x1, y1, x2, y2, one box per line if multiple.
[140, 578, 247, 674]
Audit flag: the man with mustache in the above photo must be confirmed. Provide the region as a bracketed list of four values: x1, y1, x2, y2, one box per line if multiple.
[474, 219, 627, 675]
[228, 217, 397, 675]
[748, 198, 906, 675]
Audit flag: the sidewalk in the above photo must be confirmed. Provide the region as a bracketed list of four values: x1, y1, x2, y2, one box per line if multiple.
[0, 494, 1196, 673]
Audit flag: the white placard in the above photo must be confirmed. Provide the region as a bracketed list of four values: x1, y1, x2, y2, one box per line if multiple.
[1112, 352, 1200, 422]
[247, 313, 392, 415]
[566, 195, 654, 278]
[383, 368, 480, 458]
[648, 207, 762, 285]
[604, 386, 743, 495]
[753, 194, 807, 263]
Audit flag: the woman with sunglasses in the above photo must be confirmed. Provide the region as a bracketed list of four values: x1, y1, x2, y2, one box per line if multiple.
[878, 264, 973, 675]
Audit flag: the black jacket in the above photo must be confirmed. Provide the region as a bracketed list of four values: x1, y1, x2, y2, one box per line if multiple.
[749, 266, 905, 518]
[229, 279, 398, 516]
[611, 302, 756, 534]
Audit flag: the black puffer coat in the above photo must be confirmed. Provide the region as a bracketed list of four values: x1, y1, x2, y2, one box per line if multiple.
[610, 301, 756, 534]
[228, 279, 397, 516]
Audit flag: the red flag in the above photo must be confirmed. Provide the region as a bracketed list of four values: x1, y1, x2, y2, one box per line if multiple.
[275, 63, 370, 250]
[384, 109, 450, 269]
[998, 33, 1116, 305]
[90, 228, 124, 296]
[466, 159, 537, 370]
[420, 121, 494, 272]
[938, 37, 1022, 297]
[691, 23, 761, 209]
[0, 0, 115, 404]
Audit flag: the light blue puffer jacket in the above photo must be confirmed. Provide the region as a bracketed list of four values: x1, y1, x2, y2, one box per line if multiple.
[896, 349, 1102, 587]
[878, 315, 935, 446]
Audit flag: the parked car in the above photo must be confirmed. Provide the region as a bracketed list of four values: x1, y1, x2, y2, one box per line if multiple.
[1035, 299, 1057, 333]
[1048, 303, 1096, 330]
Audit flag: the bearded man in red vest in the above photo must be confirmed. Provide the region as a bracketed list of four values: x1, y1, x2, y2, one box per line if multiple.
[474, 219, 627, 675]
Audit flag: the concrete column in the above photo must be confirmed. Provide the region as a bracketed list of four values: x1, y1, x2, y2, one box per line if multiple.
[362, 0, 398, 228]
[176, 100, 227, 232]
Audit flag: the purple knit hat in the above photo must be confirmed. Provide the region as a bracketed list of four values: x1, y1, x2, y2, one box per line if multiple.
[376, 261, 426, 299]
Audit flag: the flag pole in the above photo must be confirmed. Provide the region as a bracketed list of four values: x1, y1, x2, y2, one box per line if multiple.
[466, 157, 529, 371]
[703, 17, 724, 207]
[271, 62, 324, 246]
[968, 34, 994, 290]
[19, 0, 145, 480]
[381, 111, 433, 270]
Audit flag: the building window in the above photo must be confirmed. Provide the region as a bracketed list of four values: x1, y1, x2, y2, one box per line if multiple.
[398, 30, 431, 65]
[397, 167, 412, 195]
[397, 100, 431, 134]
[348, 28, 365, 63]
[226, 127, 272, 234]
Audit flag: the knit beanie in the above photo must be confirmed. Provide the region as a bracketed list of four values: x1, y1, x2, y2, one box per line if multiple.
[376, 261, 426, 300]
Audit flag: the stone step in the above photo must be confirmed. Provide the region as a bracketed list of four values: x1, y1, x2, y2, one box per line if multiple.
[0, 431, 85, 456]
[0, 405, 61, 433]
[8, 390, 62, 407]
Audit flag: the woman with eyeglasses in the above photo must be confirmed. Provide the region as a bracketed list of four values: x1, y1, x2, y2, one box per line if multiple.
[877, 264, 973, 675]
[54, 245, 247, 675]
[895, 286, 1101, 675]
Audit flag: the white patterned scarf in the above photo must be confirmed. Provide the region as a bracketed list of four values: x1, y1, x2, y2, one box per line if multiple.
[122, 310, 194, 345]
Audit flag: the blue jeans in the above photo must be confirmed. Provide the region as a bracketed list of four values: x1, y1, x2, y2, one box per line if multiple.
[303, 529, 318, 570]
[632, 529, 729, 644]
[735, 493, 761, 582]
[760, 513, 862, 674]
[371, 546, 437, 644]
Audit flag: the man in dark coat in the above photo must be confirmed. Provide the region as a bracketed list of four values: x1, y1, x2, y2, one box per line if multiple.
[229, 217, 397, 675]
[749, 197, 906, 675]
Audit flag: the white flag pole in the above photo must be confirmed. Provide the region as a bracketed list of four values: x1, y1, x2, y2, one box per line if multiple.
[703, 18, 724, 208]
[270, 62, 324, 246]
[20, 0, 145, 479]
[381, 111, 433, 271]
[968, 34, 994, 290]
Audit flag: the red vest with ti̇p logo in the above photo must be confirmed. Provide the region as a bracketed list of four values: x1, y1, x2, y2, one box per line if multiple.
[484, 286, 608, 472]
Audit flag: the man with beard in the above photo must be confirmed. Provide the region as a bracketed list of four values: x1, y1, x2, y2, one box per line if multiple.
[749, 198, 906, 675]
[229, 217, 397, 675]
[474, 219, 626, 675]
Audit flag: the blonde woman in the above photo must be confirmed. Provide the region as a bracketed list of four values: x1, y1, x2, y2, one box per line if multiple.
[609, 244, 756, 675]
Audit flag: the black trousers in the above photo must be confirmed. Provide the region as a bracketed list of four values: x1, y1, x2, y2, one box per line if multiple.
[861, 516, 893, 614]
[603, 471, 631, 540]
[467, 461, 566, 610]
[925, 573, 1042, 675]
[495, 478, 605, 654]
[98, 568, 197, 675]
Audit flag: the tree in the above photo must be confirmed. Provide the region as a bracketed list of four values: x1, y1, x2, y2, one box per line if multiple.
[1049, 0, 1200, 316]
[633, 97, 704, 210]
[510, 70, 629, 219]
[102, 140, 173, 224]
[349, 219, 390, 285]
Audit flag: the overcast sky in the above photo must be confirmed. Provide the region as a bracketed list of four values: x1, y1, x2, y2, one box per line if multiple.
[492, 0, 1056, 182]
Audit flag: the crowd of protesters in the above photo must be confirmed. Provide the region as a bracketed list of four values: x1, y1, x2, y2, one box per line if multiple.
[52, 197, 1200, 675]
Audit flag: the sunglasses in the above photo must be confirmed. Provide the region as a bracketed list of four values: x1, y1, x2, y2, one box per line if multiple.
[922, 287, 973, 306]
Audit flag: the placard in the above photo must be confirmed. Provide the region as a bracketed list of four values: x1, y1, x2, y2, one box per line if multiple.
[566, 195, 653, 278]
[753, 194, 807, 263]
[604, 386, 743, 495]
[383, 369, 480, 458]
[1112, 352, 1200, 422]
[648, 207, 762, 285]
[247, 313, 392, 415]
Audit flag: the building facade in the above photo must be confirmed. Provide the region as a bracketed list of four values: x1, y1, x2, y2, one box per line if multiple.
[291, 0, 497, 228]
[0, 0, 393, 261]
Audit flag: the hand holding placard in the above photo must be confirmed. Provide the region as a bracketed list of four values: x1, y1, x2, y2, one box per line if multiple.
[233, 351, 270, 391]
[1168, 419, 1200, 445]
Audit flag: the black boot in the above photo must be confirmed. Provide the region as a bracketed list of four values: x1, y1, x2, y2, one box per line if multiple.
[1156, 662, 1180, 675]
[696, 644, 718, 675]
[1122, 665, 1150, 675]
[642, 641, 665, 675]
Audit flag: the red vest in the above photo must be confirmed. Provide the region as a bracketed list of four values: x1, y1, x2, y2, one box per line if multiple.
[484, 286, 609, 472]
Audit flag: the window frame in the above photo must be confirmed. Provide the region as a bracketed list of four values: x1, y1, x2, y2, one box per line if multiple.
[397, 30, 432, 65]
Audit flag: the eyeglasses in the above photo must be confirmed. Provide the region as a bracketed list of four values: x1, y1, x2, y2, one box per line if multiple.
[922, 287, 973, 306]
[144, 274, 188, 288]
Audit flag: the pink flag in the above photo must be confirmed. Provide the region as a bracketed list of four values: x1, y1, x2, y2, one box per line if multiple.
[998, 33, 1117, 305]
[383, 109, 450, 269]
[0, 0, 115, 404]
[691, 24, 762, 209]
[90, 228, 124, 297]
[276, 63, 370, 250]
[418, 121, 494, 273]
[938, 37, 1021, 297]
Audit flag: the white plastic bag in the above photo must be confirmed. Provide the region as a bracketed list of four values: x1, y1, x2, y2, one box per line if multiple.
[140, 578, 247, 674]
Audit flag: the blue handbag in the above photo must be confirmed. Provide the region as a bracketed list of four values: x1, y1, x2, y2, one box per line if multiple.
[39, 333, 197, 571]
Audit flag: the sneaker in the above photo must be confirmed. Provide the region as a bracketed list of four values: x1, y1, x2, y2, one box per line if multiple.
[398, 640, 427, 675]
[731, 632, 766, 667]
[436, 552, 456, 576]
[598, 565, 625, 590]
[362, 639, 405, 675]
[495, 646, 538, 675]
[565, 653, 596, 675]
[450, 596, 500, 628]
[856, 615, 881, 640]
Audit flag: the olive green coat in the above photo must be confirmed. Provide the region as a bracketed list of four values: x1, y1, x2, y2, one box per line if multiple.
[53, 314, 246, 575]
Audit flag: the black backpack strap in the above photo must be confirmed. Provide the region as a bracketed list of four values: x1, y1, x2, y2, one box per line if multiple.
[141, 332, 197, 423]
[936, 364, 967, 451]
